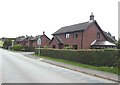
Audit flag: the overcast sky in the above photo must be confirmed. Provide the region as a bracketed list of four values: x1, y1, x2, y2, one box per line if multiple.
[0, 0, 119, 40]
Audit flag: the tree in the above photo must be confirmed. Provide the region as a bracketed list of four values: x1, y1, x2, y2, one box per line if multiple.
[3, 39, 12, 49]
[117, 39, 120, 49]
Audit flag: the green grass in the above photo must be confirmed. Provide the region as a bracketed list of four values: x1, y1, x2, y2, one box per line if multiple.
[0, 40, 4, 47]
[34, 54, 119, 75]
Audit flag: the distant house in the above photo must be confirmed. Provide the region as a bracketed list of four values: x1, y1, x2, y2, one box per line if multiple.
[15, 32, 50, 48]
[49, 13, 116, 49]
[15, 36, 28, 46]
[30, 32, 50, 47]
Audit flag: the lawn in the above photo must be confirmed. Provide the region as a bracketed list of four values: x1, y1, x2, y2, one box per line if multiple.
[35, 54, 119, 75]
[0, 40, 4, 47]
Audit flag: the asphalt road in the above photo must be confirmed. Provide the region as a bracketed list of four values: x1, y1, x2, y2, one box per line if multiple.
[0, 48, 116, 83]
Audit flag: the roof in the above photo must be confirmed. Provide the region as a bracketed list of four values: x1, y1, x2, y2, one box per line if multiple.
[91, 40, 116, 46]
[53, 20, 95, 35]
[30, 35, 42, 41]
[54, 36, 63, 44]
[52, 20, 116, 43]
[50, 36, 63, 44]
[103, 32, 116, 42]
[15, 38, 25, 42]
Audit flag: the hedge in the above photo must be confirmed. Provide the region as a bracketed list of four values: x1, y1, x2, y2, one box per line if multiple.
[12, 45, 23, 51]
[12, 45, 35, 52]
[35, 48, 119, 67]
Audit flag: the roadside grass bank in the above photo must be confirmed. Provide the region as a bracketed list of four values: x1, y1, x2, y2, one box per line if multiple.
[34, 54, 118, 75]
[0, 41, 4, 47]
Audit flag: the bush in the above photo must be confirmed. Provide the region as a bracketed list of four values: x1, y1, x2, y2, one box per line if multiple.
[117, 39, 120, 49]
[12, 45, 23, 51]
[63, 46, 72, 49]
[35, 48, 119, 67]
[3, 39, 12, 49]
[24, 45, 35, 52]
[12, 45, 35, 52]
[43, 46, 50, 48]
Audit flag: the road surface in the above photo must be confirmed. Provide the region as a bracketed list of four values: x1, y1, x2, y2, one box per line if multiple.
[0, 48, 116, 83]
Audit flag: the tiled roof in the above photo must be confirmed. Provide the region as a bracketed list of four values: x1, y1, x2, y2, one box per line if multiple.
[53, 20, 95, 35]
[54, 36, 63, 44]
[103, 32, 116, 42]
[16, 38, 25, 42]
[49, 36, 63, 44]
[52, 20, 116, 42]
[30, 35, 42, 41]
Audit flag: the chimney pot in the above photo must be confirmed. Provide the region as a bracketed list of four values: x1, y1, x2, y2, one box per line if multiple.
[90, 12, 94, 21]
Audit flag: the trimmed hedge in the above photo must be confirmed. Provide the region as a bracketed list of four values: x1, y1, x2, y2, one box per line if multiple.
[12, 45, 35, 52]
[35, 48, 119, 67]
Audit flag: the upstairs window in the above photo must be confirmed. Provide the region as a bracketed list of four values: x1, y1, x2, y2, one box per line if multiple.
[73, 33, 78, 38]
[97, 32, 100, 39]
[65, 33, 70, 38]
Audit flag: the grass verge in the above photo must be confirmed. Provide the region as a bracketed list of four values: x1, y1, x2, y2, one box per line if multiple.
[0, 41, 4, 47]
[34, 54, 118, 75]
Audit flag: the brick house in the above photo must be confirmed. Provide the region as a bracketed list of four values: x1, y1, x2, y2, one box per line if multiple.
[15, 37, 25, 45]
[30, 32, 50, 47]
[49, 13, 116, 49]
[15, 36, 33, 46]
[15, 32, 50, 48]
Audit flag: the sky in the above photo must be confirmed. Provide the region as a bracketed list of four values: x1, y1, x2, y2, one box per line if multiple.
[0, 0, 119, 40]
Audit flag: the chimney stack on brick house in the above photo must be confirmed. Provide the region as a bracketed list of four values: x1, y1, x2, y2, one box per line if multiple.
[90, 12, 94, 21]
[43, 31, 45, 35]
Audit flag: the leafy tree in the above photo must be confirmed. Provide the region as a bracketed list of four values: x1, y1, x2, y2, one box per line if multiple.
[117, 39, 120, 49]
[3, 39, 12, 49]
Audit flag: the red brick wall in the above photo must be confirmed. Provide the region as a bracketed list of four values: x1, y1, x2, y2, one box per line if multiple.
[31, 41, 37, 47]
[31, 35, 50, 47]
[49, 38, 59, 48]
[83, 23, 106, 49]
[57, 32, 83, 49]
[41, 35, 50, 47]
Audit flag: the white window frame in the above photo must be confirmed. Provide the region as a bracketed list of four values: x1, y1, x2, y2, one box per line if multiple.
[65, 33, 70, 38]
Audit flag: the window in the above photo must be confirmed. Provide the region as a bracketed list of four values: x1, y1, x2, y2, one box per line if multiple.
[65, 33, 70, 38]
[73, 33, 78, 38]
[97, 32, 100, 39]
[52, 45, 56, 48]
[73, 45, 78, 49]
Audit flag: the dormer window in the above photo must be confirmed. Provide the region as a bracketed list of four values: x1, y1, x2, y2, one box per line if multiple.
[65, 33, 70, 38]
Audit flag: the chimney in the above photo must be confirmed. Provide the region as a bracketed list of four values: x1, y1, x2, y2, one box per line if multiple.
[43, 31, 45, 35]
[90, 12, 94, 21]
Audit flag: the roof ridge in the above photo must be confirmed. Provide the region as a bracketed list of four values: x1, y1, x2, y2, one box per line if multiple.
[53, 20, 96, 35]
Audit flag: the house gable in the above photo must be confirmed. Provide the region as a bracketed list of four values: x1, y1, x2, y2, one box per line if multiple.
[49, 37, 59, 48]
[83, 21, 107, 49]
[41, 35, 50, 47]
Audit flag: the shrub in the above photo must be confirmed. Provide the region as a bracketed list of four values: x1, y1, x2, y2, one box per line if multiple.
[24, 45, 35, 52]
[117, 39, 120, 49]
[3, 39, 12, 49]
[12, 45, 23, 51]
[43, 46, 50, 48]
[35, 48, 119, 67]
[12, 45, 35, 52]
[63, 46, 72, 49]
